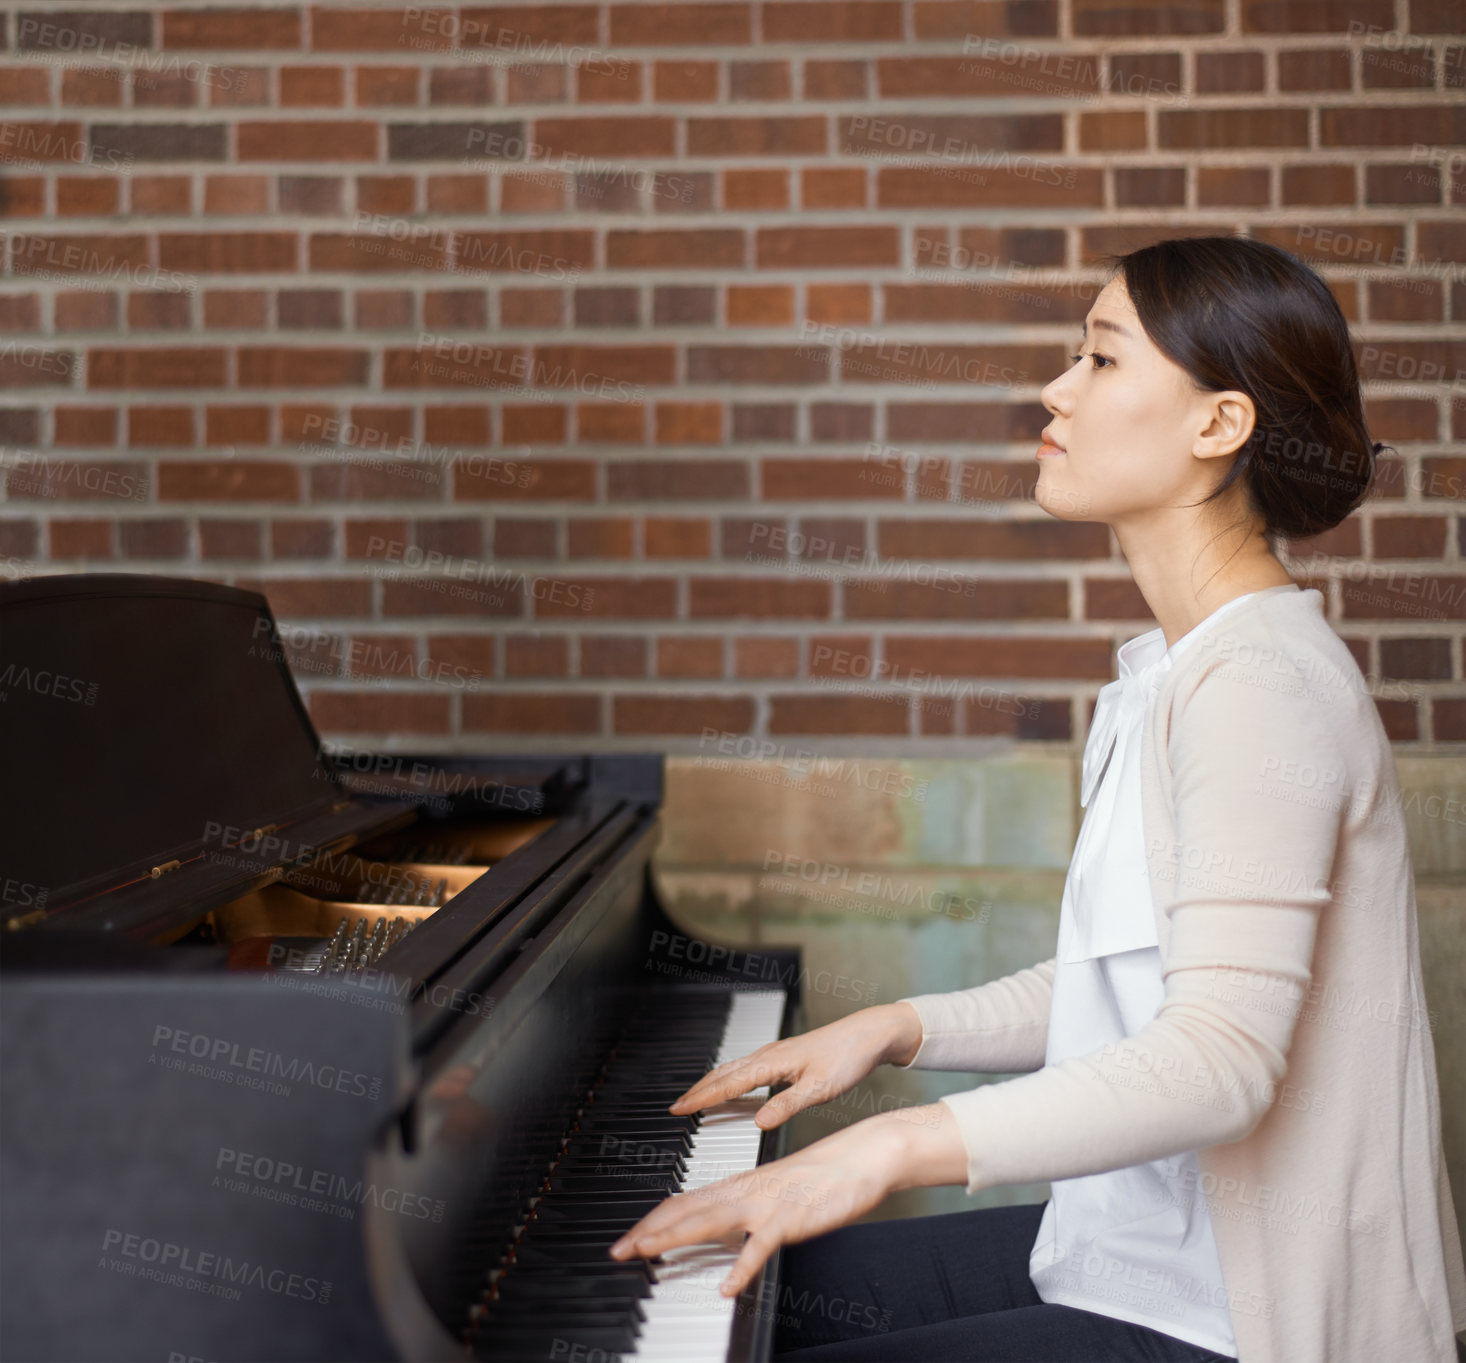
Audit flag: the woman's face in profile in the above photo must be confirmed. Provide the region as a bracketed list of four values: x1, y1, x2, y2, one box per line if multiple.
[1034, 275, 1242, 531]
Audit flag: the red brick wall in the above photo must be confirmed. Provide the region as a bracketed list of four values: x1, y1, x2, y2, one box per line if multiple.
[1, 2, 1463, 748]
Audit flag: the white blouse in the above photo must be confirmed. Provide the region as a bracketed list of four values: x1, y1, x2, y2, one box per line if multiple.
[1027, 593, 1261, 1358]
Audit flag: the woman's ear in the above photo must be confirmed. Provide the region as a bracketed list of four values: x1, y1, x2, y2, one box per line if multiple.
[1193, 391, 1256, 462]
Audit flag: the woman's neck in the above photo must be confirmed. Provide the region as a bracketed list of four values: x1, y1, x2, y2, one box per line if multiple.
[1115, 517, 1295, 651]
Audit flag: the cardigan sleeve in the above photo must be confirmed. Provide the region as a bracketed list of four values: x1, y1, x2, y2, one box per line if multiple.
[934, 662, 1349, 1195]
[892, 958, 1055, 1073]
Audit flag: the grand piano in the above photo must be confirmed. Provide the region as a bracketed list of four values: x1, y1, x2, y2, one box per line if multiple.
[0, 573, 803, 1363]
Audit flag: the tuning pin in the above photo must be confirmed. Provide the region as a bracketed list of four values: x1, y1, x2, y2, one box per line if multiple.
[364, 918, 387, 964]
[341, 918, 366, 972]
[316, 918, 347, 974]
[321, 917, 350, 973]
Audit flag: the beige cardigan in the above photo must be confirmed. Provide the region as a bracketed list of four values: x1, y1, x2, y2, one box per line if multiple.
[898, 584, 1466, 1362]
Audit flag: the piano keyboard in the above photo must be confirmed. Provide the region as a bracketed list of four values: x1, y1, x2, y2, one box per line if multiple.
[468, 987, 788, 1363]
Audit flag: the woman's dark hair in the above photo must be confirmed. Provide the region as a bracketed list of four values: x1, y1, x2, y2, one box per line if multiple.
[1100, 235, 1386, 543]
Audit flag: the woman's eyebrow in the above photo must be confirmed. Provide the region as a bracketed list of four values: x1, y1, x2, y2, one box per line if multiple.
[1081, 317, 1134, 340]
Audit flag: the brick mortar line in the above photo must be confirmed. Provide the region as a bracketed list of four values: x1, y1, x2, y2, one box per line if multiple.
[11, 564, 1459, 608]
[7, 91, 1466, 118]
[5, 227, 1461, 246]
[6, 24, 1465, 52]
[9, 275, 1460, 291]
[2, 444, 1456, 462]
[5, 506, 1450, 526]
[7, 194, 1463, 209]
[284, 683, 1443, 703]
[13, 423, 1449, 440]
[13, 546, 1448, 569]
[15, 319, 1456, 334]
[287, 40, 1466, 58]
[5, 91, 1464, 111]
[4, 101, 1452, 120]
[6, 288, 1463, 312]
[7, 300, 1464, 321]
[12, 194, 1451, 212]
[9, 482, 1456, 512]
[4, 383, 1460, 399]
[72, 73, 1430, 98]
[24, 50, 1466, 62]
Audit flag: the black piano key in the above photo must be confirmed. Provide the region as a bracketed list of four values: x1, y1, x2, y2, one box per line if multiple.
[594, 1073, 712, 1087]
[479, 1297, 647, 1325]
[474, 1348, 624, 1360]
[546, 1175, 682, 1194]
[510, 1247, 632, 1267]
[548, 1166, 683, 1190]
[470, 1323, 638, 1358]
[575, 1131, 692, 1147]
[510, 1246, 656, 1268]
[569, 1121, 695, 1136]
[591, 1101, 700, 1114]
[564, 1151, 689, 1169]
[528, 1211, 650, 1228]
[493, 1274, 651, 1301]
[546, 1176, 682, 1195]
[576, 1114, 698, 1130]
[517, 1225, 647, 1246]
[537, 1209, 664, 1229]
[563, 1142, 688, 1163]
[519, 1232, 640, 1249]
[533, 1199, 668, 1217]
[603, 1050, 718, 1062]
[576, 1113, 698, 1131]
[548, 1167, 681, 1185]
[580, 1102, 700, 1119]
[552, 1162, 685, 1180]
[555, 1151, 686, 1168]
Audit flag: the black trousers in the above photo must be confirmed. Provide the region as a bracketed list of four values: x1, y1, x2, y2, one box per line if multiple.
[770, 1201, 1237, 1362]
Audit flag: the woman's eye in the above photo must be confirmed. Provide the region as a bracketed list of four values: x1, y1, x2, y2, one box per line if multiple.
[1067, 352, 1111, 369]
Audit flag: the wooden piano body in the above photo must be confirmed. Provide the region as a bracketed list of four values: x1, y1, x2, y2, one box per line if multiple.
[0, 574, 802, 1363]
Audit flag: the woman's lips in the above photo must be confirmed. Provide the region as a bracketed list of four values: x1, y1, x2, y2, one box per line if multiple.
[1036, 441, 1065, 458]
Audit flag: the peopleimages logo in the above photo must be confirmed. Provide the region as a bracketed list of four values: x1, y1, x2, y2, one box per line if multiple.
[149, 1026, 383, 1101]
[100, 1228, 331, 1304]
[214, 1148, 446, 1223]
[0, 660, 99, 706]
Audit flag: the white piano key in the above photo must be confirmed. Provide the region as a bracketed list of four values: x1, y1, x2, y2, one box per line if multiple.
[629, 989, 788, 1363]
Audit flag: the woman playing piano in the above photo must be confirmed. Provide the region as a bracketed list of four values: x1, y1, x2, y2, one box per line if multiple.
[611, 235, 1466, 1362]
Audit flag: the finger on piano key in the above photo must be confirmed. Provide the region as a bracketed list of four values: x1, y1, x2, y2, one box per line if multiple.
[468, 989, 786, 1363]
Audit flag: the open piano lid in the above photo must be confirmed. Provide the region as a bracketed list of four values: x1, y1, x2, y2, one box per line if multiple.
[0, 574, 577, 940]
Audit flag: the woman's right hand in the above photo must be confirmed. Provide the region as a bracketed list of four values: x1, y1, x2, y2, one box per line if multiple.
[669, 1002, 924, 1130]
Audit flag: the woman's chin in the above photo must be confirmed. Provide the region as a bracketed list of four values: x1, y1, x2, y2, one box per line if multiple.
[1034, 473, 1087, 520]
[1032, 471, 1078, 515]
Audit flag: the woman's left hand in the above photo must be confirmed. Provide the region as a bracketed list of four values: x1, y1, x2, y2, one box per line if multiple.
[608, 1104, 968, 1298]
